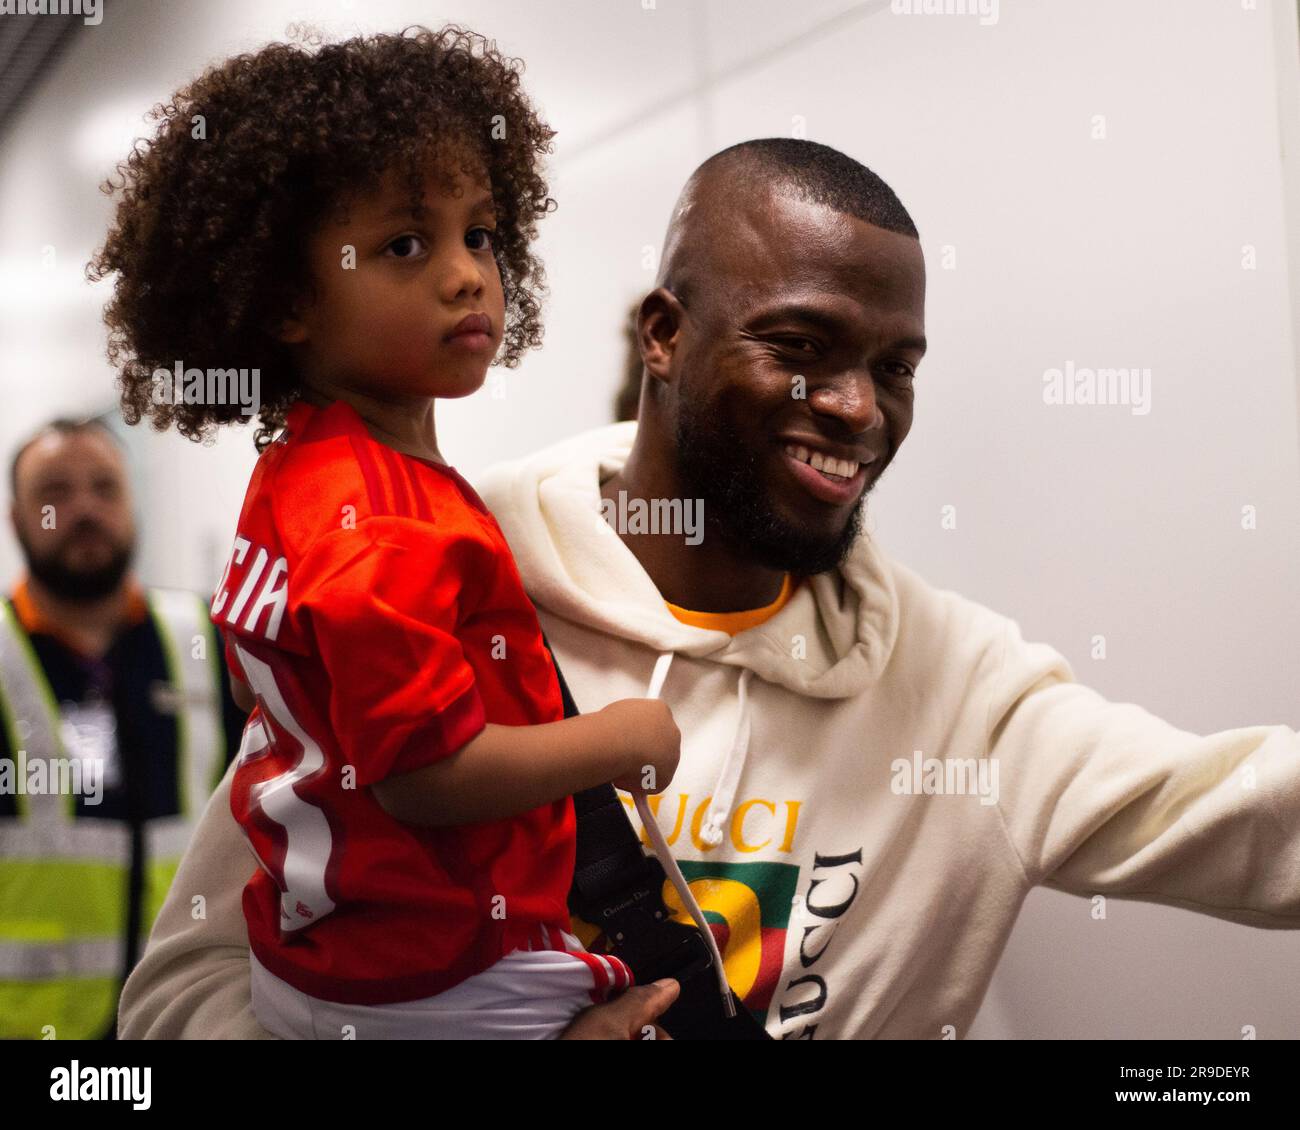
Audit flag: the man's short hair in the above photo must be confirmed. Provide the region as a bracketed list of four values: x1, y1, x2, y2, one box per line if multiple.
[703, 138, 919, 239]
[9, 418, 123, 500]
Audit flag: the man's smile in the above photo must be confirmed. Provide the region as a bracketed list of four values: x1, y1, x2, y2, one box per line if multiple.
[777, 440, 875, 506]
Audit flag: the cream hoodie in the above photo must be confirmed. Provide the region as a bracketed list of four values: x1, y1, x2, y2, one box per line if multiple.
[118, 420, 1300, 1040]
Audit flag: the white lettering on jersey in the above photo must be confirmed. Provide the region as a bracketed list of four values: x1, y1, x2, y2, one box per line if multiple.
[242, 555, 288, 641]
[213, 535, 289, 643]
[228, 547, 267, 625]
[234, 643, 336, 931]
[211, 535, 250, 618]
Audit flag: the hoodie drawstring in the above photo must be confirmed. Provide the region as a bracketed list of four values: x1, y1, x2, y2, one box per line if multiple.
[700, 667, 753, 846]
[634, 650, 743, 1018]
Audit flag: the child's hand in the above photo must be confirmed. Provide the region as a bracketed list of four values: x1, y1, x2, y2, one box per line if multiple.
[602, 699, 681, 794]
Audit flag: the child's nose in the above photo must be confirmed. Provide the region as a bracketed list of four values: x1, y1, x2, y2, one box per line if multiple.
[438, 248, 485, 303]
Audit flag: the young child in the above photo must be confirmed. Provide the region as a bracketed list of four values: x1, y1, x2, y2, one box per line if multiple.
[90, 26, 682, 1038]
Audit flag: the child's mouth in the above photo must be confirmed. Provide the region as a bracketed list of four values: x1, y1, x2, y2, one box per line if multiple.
[444, 312, 494, 352]
[445, 331, 494, 352]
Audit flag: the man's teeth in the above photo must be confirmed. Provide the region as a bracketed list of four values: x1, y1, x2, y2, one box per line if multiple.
[784, 444, 861, 480]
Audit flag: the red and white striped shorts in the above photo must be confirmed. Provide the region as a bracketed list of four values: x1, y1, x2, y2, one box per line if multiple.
[251, 925, 633, 1040]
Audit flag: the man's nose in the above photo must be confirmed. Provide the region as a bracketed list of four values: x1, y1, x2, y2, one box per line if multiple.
[807, 370, 885, 433]
[63, 486, 116, 527]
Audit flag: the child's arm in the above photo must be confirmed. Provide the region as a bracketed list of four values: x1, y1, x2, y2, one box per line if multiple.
[370, 698, 678, 827]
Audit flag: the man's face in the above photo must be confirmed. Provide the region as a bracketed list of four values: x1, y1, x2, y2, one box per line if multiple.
[285, 156, 507, 401]
[11, 429, 136, 601]
[669, 188, 926, 574]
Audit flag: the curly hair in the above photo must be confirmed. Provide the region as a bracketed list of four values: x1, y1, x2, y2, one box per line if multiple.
[88, 24, 557, 450]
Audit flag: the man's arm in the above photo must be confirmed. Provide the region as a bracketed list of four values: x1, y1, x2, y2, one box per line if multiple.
[986, 617, 1300, 925]
[118, 759, 275, 1039]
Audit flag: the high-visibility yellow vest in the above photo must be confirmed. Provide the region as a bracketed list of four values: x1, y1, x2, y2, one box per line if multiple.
[0, 589, 226, 1039]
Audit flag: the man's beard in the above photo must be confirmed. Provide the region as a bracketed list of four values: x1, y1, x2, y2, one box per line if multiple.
[675, 399, 868, 576]
[18, 526, 134, 603]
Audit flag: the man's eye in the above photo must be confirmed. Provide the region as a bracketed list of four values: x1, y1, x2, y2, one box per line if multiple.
[385, 235, 427, 259]
[880, 363, 915, 382]
[773, 337, 819, 356]
[466, 227, 497, 251]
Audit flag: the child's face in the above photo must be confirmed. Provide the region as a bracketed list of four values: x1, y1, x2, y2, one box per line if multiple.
[283, 158, 506, 401]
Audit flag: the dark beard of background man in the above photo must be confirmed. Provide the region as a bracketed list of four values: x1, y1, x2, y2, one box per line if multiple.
[674, 401, 868, 577]
[16, 520, 134, 602]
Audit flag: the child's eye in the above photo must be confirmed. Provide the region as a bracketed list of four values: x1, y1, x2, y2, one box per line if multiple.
[385, 234, 427, 259]
[466, 227, 497, 252]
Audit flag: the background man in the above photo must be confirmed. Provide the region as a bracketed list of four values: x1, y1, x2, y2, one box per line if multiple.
[1, 418, 246, 1038]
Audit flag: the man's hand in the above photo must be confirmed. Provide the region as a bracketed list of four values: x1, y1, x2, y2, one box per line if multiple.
[560, 978, 680, 1040]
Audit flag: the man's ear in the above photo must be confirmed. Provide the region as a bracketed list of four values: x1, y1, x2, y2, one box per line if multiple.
[637, 287, 686, 386]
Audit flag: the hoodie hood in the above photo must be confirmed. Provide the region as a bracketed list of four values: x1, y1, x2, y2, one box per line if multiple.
[474, 419, 901, 701]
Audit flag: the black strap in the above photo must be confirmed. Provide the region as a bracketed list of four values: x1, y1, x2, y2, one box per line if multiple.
[543, 634, 772, 1040]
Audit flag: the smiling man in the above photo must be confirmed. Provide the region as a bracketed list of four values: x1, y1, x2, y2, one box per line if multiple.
[605, 139, 925, 606]
[119, 139, 1300, 1040]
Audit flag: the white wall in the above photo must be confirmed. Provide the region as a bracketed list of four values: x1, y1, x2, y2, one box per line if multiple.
[1, 0, 1296, 1037]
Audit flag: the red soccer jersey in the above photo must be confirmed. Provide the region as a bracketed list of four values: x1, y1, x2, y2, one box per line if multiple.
[216, 399, 576, 1005]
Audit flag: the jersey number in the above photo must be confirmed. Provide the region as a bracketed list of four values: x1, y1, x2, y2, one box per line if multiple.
[233, 643, 337, 931]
